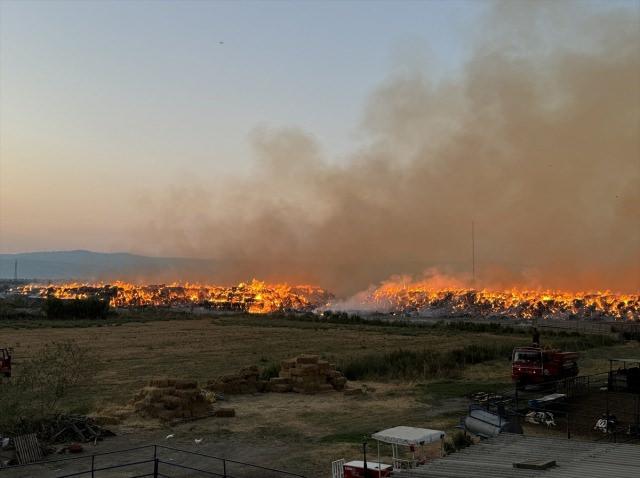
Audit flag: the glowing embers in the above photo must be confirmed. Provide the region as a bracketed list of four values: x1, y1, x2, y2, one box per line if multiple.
[366, 282, 639, 320]
[16, 280, 333, 314]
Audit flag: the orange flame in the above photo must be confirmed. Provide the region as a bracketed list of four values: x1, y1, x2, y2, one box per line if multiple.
[11, 278, 640, 320]
[359, 279, 639, 320]
[14, 280, 333, 314]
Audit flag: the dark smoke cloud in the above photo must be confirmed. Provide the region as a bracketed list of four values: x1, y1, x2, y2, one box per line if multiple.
[137, 1, 640, 295]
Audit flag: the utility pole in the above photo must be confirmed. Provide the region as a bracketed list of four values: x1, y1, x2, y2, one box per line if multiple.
[471, 221, 476, 287]
[14, 260, 18, 281]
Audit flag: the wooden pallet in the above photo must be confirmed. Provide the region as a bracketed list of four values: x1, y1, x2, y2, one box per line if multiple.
[14, 433, 43, 464]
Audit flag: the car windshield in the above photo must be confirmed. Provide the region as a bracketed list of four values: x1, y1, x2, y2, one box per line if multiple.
[514, 351, 541, 363]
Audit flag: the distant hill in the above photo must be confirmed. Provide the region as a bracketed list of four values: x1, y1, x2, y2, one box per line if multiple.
[0, 250, 217, 282]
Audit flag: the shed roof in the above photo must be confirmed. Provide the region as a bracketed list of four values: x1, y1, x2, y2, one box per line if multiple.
[392, 433, 640, 478]
[371, 427, 445, 446]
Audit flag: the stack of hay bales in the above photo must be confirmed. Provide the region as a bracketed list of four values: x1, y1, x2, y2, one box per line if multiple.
[271, 355, 347, 394]
[205, 366, 267, 395]
[132, 379, 212, 421]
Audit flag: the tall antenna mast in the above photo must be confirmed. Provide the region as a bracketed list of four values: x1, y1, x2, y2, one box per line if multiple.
[471, 221, 476, 287]
[14, 260, 18, 281]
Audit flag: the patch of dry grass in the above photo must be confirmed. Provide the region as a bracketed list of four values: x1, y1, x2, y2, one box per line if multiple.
[0, 317, 527, 407]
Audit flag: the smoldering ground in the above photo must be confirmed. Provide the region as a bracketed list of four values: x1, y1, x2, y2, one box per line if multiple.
[134, 1, 640, 296]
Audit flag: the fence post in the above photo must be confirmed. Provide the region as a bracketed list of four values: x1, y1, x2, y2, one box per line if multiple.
[567, 413, 570, 440]
[153, 457, 159, 478]
[91, 455, 95, 478]
[223, 458, 227, 478]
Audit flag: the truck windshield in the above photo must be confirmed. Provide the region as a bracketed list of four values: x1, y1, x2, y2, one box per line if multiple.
[514, 351, 541, 363]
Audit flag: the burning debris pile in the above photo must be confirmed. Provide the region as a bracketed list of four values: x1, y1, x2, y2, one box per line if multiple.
[358, 284, 640, 321]
[12, 280, 333, 314]
[6, 278, 639, 320]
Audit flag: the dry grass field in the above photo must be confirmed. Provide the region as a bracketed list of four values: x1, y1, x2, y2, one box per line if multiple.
[0, 315, 525, 406]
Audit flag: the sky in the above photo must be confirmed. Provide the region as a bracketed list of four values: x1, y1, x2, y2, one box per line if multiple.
[1, 0, 638, 293]
[0, 0, 484, 253]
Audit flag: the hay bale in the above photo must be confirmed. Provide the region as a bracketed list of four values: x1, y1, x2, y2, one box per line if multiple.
[296, 354, 320, 364]
[239, 366, 259, 378]
[331, 377, 347, 391]
[299, 364, 321, 375]
[270, 383, 292, 393]
[149, 378, 169, 388]
[281, 358, 297, 369]
[344, 387, 364, 396]
[172, 389, 200, 400]
[141, 386, 167, 399]
[174, 379, 198, 389]
[293, 384, 319, 394]
[221, 373, 241, 384]
[318, 383, 334, 393]
[162, 395, 183, 410]
[317, 360, 331, 371]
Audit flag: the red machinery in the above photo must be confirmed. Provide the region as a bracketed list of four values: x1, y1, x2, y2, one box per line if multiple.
[512, 346, 578, 387]
[342, 461, 393, 478]
[0, 348, 11, 378]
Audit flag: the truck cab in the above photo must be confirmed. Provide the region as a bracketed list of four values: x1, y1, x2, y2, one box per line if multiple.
[512, 346, 578, 387]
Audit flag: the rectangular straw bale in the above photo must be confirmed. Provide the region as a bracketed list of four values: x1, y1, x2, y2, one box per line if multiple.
[174, 379, 198, 389]
[296, 354, 320, 364]
[142, 386, 166, 399]
[297, 364, 320, 375]
[318, 383, 334, 393]
[149, 378, 169, 388]
[270, 383, 292, 393]
[162, 395, 183, 410]
[281, 358, 297, 369]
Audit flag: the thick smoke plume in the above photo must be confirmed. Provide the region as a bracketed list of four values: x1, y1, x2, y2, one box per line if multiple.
[138, 2, 640, 296]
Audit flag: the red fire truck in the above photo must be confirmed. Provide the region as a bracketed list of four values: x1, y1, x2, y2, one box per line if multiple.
[512, 346, 578, 387]
[0, 348, 11, 379]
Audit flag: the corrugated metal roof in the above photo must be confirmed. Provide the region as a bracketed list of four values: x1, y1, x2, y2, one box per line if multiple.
[393, 433, 640, 478]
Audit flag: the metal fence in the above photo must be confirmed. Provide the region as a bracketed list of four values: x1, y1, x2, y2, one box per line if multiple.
[0, 445, 308, 478]
[469, 371, 640, 443]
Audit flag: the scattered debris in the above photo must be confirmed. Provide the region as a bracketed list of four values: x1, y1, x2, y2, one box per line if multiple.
[470, 391, 505, 403]
[66, 443, 84, 454]
[39, 415, 114, 444]
[14, 434, 43, 464]
[525, 411, 556, 427]
[594, 414, 617, 433]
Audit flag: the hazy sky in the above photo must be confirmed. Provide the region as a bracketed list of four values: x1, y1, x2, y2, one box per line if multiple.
[1, 0, 638, 293]
[0, 0, 485, 252]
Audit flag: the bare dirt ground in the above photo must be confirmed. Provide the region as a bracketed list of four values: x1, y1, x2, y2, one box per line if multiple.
[2, 383, 463, 478]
